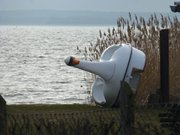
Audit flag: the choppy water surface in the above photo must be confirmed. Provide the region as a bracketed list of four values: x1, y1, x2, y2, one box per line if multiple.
[0, 26, 109, 104]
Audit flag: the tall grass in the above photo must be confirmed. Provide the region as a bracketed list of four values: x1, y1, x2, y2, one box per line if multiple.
[78, 13, 180, 104]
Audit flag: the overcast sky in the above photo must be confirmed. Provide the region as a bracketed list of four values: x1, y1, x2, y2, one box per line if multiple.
[0, 0, 175, 12]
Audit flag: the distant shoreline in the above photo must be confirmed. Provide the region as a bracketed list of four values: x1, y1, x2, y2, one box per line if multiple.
[0, 10, 175, 26]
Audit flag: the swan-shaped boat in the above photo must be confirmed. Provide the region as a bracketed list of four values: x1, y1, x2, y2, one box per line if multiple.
[64, 44, 146, 107]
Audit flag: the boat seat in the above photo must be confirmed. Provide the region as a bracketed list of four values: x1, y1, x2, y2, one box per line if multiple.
[92, 77, 106, 105]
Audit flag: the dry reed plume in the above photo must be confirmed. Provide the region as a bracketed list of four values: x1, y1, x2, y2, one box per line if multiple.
[78, 13, 180, 104]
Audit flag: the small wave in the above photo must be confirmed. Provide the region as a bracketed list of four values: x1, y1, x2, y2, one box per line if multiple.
[51, 81, 71, 84]
[3, 93, 24, 98]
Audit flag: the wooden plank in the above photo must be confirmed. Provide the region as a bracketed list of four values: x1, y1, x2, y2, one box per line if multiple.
[160, 29, 169, 103]
[0, 95, 7, 135]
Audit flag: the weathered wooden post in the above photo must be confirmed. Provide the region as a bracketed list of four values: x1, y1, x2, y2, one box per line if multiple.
[160, 29, 169, 103]
[119, 81, 135, 135]
[0, 95, 7, 135]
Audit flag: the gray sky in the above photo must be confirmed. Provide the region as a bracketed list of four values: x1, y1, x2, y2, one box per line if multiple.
[0, 0, 175, 12]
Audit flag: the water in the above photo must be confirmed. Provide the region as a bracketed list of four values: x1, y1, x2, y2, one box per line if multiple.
[0, 25, 110, 104]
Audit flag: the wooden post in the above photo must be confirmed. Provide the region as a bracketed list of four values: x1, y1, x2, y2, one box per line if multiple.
[0, 95, 7, 135]
[160, 29, 169, 103]
[119, 81, 135, 135]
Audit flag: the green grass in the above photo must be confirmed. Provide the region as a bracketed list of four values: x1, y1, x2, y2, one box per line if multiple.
[7, 104, 101, 113]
